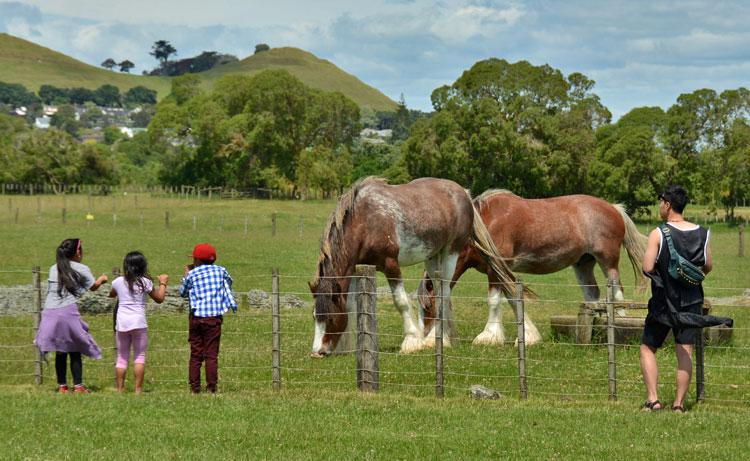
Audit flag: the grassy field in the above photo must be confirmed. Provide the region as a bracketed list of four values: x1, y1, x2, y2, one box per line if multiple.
[0, 33, 396, 111]
[1, 193, 748, 459]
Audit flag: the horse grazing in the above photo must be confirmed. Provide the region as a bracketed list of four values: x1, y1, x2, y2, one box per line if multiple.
[418, 191, 648, 346]
[309, 177, 526, 356]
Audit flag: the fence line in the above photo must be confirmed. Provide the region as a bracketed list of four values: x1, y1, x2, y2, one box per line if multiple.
[0, 266, 747, 407]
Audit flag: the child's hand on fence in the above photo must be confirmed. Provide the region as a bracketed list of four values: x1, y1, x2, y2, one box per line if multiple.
[158, 274, 169, 285]
[97, 274, 109, 285]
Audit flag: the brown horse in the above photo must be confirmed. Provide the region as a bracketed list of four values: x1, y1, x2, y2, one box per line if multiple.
[309, 177, 527, 356]
[419, 190, 648, 346]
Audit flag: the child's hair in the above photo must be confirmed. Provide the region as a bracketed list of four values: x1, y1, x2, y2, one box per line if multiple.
[123, 251, 151, 293]
[56, 238, 84, 297]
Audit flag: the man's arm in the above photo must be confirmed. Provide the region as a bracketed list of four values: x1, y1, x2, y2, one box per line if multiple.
[703, 231, 713, 274]
[642, 228, 661, 273]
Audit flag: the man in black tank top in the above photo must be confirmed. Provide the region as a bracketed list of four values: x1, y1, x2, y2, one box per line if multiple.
[639, 185, 712, 413]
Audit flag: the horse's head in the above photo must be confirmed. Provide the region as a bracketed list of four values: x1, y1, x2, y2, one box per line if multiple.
[309, 276, 349, 357]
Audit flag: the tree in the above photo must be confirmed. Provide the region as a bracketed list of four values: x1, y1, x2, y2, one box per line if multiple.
[119, 60, 135, 73]
[101, 58, 117, 70]
[254, 43, 270, 54]
[39, 85, 70, 104]
[587, 107, 670, 214]
[68, 87, 96, 105]
[0, 81, 38, 107]
[94, 84, 121, 107]
[150, 40, 177, 65]
[124, 86, 157, 105]
[50, 105, 81, 138]
[170, 74, 203, 105]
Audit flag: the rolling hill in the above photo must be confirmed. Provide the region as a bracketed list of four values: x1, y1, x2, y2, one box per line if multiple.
[0, 33, 397, 111]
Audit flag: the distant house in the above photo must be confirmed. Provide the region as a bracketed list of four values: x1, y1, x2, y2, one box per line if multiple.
[14, 106, 27, 116]
[359, 128, 393, 144]
[118, 127, 147, 138]
[43, 105, 58, 116]
[35, 116, 51, 129]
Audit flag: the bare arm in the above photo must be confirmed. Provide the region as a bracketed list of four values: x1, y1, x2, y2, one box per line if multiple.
[90, 274, 109, 292]
[642, 228, 661, 273]
[149, 274, 169, 304]
[703, 239, 713, 275]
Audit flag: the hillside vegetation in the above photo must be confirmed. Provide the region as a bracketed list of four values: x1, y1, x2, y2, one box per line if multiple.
[0, 33, 171, 98]
[0, 33, 396, 111]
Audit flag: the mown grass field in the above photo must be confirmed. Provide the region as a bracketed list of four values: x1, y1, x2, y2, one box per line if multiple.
[1, 192, 748, 460]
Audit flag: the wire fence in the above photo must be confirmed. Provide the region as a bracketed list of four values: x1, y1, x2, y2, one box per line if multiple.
[0, 267, 747, 406]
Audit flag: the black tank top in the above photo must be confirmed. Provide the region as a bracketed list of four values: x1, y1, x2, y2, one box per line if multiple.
[654, 223, 709, 308]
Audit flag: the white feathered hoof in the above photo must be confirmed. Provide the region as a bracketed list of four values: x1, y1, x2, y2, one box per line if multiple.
[422, 328, 436, 348]
[400, 334, 425, 354]
[473, 329, 506, 346]
[514, 331, 542, 347]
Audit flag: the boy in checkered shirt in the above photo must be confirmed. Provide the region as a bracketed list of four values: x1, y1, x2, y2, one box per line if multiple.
[179, 243, 237, 393]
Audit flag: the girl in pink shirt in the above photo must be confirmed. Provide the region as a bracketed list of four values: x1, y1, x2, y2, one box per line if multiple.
[108, 251, 168, 393]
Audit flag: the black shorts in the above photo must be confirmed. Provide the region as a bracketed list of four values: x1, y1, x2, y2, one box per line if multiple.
[641, 321, 699, 348]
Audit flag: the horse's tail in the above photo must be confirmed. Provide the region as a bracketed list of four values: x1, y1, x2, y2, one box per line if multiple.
[613, 204, 649, 293]
[469, 204, 536, 300]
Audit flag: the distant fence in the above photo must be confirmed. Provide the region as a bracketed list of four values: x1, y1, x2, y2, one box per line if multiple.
[1, 266, 747, 405]
[0, 183, 342, 200]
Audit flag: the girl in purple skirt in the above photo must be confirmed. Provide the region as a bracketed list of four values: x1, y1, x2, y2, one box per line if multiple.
[35, 238, 108, 394]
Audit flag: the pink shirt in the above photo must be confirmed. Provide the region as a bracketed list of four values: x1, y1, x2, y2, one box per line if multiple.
[112, 276, 153, 332]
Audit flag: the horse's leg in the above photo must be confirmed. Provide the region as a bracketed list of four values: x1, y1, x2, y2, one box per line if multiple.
[472, 278, 506, 346]
[423, 251, 460, 348]
[385, 262, 425, 353]
[574, 255, 600, 304]
[595, 253, 625, 301]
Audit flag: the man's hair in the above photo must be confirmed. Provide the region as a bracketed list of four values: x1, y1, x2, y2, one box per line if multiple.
[659, 185, 688, 213]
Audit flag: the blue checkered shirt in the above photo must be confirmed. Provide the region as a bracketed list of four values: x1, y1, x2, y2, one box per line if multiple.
[179, 264, 237, 317]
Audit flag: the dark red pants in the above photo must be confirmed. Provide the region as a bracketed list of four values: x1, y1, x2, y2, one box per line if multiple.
[188, 315, 223, 393]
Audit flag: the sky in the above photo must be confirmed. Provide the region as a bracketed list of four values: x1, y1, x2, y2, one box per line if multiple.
[1, 0, 749, 118]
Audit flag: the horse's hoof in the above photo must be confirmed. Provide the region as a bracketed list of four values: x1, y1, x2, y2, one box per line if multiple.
[310, 352, 327, 358]
[400, 336, 424, 354]
[473, 331, 505, 346]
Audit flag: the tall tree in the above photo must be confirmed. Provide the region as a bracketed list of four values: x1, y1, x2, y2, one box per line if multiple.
[150, 40, 177, 65]
[119, 60, 135, 73]
[101, 58, 117, 70]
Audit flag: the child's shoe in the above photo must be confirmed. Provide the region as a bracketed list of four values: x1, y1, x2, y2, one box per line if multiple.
[73, 384, 91, 394]
[58, 384, 69, 394]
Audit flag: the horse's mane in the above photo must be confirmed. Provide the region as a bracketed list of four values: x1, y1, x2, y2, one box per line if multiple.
[473, 189, 517, 212]
[312, 176, 388, 287]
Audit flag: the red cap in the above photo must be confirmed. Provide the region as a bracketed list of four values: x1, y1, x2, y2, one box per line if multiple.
[192, 243, 217, 262]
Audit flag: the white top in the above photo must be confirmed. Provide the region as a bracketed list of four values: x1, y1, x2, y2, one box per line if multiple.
[44, 262, 95, 309]
[111, 276, 153, 331]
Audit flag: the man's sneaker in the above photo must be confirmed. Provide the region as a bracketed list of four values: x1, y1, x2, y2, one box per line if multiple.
[58, 384, 69, 394]
[73, 384, 91, 394]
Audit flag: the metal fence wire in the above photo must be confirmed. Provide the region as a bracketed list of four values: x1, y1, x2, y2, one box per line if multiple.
[0, 267, 746, 406]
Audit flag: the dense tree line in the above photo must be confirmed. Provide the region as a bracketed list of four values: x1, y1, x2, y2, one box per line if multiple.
[0, 81, 157, 108]
[1, 57, 748, 216]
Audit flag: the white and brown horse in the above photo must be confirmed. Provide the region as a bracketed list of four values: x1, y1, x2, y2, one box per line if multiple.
[419, 191, 648, 346]
[309, 177, 527, 356]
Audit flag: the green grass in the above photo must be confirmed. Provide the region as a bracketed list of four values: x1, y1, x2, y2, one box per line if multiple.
[0, 193, 748, 459]
[0, 33, 396, 111]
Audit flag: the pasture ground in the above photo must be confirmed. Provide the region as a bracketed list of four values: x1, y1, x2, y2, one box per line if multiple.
[1, 193, 748, 459]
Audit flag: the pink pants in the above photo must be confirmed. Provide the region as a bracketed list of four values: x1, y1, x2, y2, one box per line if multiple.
[116, 328, 148, 369]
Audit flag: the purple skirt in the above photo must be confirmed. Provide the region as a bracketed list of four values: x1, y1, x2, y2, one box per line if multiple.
[35, 304, 102, 359]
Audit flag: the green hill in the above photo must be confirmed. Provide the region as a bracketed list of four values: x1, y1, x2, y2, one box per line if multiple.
[202, 47, 397, 111]
[0, 33, 397, 111]
[0, 33, 171, 98]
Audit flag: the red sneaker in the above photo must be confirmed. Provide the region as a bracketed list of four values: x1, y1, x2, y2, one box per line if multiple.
[73, 384, 91, 394]
[58, 384, 69, 394]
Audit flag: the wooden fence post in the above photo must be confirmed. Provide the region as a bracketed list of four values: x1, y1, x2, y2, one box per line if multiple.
[435, 270, 444, 398]
[272, 268, 281, 391]
[244, 216, 249, 238]
[739, 224, 744, 257]
[271, 213, 277, 237]
[606, 279, 617, 401]
[164, 211, 170, 229]
[33, 267, 43, 385]
[515, 279, 527, 400]
[356, 264, 378, 392]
